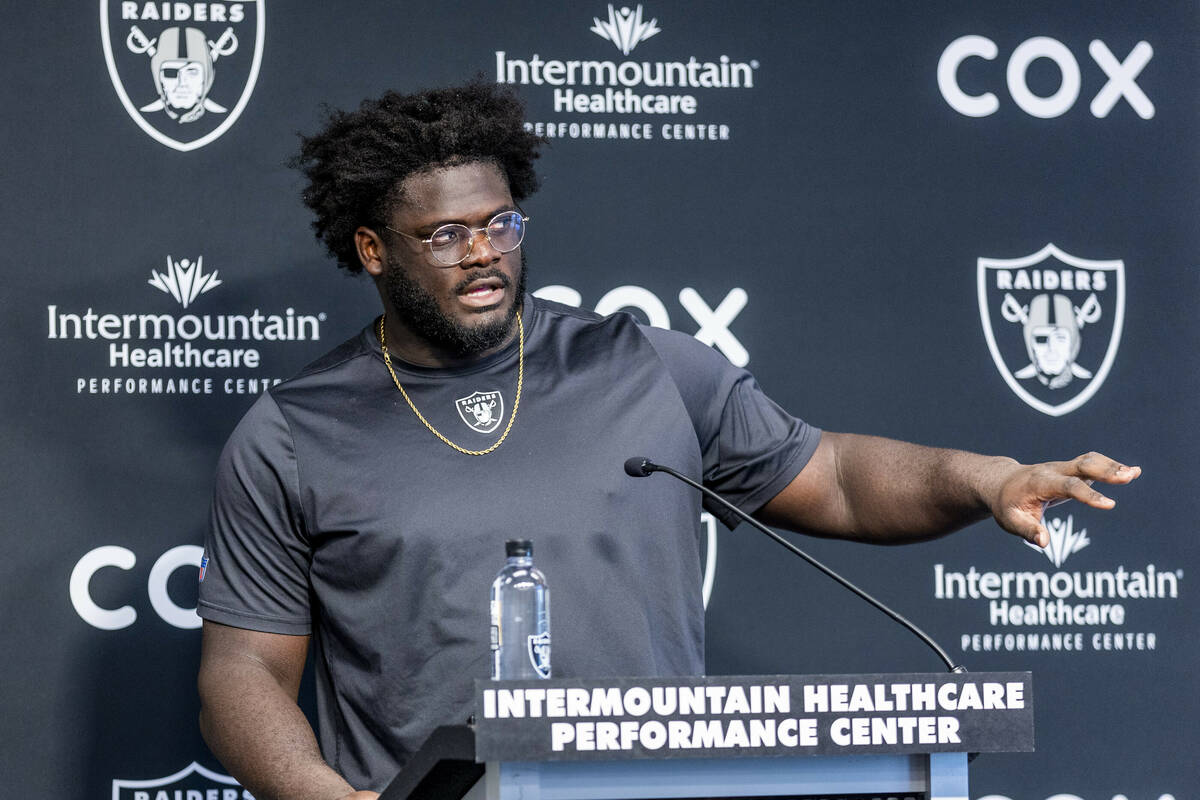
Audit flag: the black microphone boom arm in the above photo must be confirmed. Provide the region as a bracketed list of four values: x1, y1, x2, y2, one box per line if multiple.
[624, 456, 964, 673]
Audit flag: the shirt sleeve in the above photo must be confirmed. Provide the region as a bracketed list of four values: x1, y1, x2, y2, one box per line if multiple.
[641, 325, 822, 528]
[198, 392, 313, 635]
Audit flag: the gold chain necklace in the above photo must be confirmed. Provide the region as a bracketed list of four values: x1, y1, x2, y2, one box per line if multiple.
[378, 312, 524, 456]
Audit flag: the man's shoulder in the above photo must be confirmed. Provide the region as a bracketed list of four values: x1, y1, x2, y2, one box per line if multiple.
[531, 294, 733, 370]
[271, 325, 374, 395]
[530, 295, 609, 326]
[531, 295, 689, 347]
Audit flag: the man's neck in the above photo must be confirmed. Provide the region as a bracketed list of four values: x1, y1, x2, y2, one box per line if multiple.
[376, 308, 521, 369]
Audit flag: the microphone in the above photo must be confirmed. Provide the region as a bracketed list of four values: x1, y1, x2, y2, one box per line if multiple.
[624, 456, 965, 673]
[623, 456, 655, 478]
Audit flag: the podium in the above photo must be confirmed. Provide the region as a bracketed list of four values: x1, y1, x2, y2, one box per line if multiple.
[381, 673, 1033, 800]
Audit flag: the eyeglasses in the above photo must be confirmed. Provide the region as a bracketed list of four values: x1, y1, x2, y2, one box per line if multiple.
[385, 210, 529, 266]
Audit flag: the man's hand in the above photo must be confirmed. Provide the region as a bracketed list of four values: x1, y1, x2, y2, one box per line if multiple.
[759, 434, 1140, 546]
[984, 452, 1141, 547]
[337, 793, 380, 800]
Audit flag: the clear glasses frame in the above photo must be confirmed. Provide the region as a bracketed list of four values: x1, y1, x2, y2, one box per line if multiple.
[385, 210, 529, 267]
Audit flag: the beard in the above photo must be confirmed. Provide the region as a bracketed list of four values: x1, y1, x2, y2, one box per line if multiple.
[383, 251, 527, 358]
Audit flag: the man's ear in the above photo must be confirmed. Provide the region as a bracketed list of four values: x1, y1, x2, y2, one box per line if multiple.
[355, 226, 386, 277]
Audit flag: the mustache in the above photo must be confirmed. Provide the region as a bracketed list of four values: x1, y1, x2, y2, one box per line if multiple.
[453, 269, 512, 294]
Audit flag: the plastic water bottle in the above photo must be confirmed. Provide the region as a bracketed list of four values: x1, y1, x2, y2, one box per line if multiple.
[490, 539, 551, 680]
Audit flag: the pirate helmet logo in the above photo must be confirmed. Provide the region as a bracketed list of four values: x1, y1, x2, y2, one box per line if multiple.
[978, 243, 1125, 416]
[527, 631, 551, 678]
[1007, 292, 1101, 390]
[135, 25, 232, 123]
[456, 390, 506, 434]
[111, 761, 251, 800]
[101, 1, 264, 151]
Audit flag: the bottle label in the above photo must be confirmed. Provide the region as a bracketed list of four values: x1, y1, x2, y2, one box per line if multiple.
[489, 599, 500, 651]
[527, 631, 551, 678]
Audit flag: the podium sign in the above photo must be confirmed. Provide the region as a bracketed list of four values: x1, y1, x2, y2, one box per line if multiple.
[474, 672, 1033, 762]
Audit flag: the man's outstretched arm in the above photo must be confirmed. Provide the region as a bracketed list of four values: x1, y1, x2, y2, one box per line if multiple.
[757, 432, 1140, 546]
[198, 621, 379, 800]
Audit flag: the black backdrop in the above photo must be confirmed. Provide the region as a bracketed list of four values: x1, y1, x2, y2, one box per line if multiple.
[2, 2, 1196, 798]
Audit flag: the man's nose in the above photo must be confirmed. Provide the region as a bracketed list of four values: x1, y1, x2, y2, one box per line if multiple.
[460, 229, 501, 267]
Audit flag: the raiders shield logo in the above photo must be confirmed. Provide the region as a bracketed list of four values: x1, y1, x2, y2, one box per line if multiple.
[456, 390, 505, 434]
[527, 631, 551, 678]
[111, 761, 251, 800]
[978, 243, 1125, 417]
[100, 1, 265, 151]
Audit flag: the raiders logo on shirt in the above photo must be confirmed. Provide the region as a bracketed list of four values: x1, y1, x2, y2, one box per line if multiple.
[456, 390, 505, 434]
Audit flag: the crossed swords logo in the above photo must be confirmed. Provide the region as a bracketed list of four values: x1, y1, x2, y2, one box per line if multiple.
[126, 24, 238, 119]
[1000, 291, 1102, 386]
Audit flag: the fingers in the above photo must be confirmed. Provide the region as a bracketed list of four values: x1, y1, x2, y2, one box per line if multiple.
[1070, 451, 1142, 484]
[1058, 474, 1115, 510]
[1000, 452, 1138, 549]
[1004, 508, 1049, 547]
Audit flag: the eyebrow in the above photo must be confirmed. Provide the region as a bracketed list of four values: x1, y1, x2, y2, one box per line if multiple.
[417, 206, 517, 234]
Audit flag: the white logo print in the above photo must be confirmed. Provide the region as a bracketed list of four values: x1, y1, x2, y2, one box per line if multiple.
[978, 244, 1125, 416]
[126, 24, 238, 122]
[100, 1, 265, 151]
[456, 390, 505, 434]
[590, 4, 661, 55]
[111, 761, 251, 800]
[527, 631, 551, 678]
[495, 5, 756, 144]
[1027, 514, 1091, 568]
[938, 36, 1155, 119]
[148, 255, 222, 308]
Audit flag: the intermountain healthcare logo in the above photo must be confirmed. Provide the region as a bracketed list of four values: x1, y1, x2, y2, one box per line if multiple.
[978, 244, 1124, 416]
[1026, 514, 1090, 568]
[495, 5, 758, 143]
[933, 516, 1182, 655]
[46, 253, 325, 396]
[148, 254, 221, 308]
[591, 5, 660, 55]
[112, 761, 252, 800]
[101, 1, 264, 151]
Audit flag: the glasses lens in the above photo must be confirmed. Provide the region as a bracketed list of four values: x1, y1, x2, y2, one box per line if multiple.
[428, 224, 472, 265]
[486, 212, 526, 253]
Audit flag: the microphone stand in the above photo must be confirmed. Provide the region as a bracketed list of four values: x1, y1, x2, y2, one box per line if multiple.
[624, 457, 966, 674]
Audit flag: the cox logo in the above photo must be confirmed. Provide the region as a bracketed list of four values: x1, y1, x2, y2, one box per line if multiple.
[938, 36, 1154, 119]
[533, 284, 749, 366]
[980, 795, 1175, 800]
[70, 544, 202, 630]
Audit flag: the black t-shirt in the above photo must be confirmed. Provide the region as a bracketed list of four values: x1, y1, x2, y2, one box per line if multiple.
[198, 296, 820, 789]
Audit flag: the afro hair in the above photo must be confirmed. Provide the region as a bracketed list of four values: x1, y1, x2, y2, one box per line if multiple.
[292, 80, 544, 273]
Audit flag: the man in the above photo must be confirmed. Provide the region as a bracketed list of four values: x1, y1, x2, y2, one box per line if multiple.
[196, 82, 1138, 800]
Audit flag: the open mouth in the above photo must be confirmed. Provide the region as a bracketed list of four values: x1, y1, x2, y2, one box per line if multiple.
[457, 275, 509, 308]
